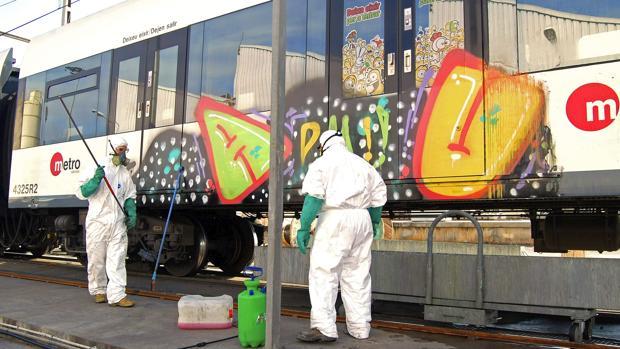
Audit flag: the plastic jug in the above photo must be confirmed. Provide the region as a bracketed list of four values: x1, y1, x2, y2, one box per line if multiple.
[177, 294, 233, 329]
[238, 266, 266, 348]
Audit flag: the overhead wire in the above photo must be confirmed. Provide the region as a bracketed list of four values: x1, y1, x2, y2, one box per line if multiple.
[0, 0, 80, 39]
[0, 0, 17, 8]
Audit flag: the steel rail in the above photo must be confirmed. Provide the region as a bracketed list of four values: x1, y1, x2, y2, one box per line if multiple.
[0, 270, 618, 349]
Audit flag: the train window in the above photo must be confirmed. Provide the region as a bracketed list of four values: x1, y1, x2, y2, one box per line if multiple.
[185, 1, 318, 119]
[47, 72, 98, 99]
[40, 52, 111, 145]
[114, 55, 140, 133]
[487, 0, 519, 73]
[284, 0, 309, 92]
[185, 23, 204, 123]
[519, 0, 620, 71]
[307, 0, 328, 85]
[414, 0, 465, 87]
[202, 3, 272, 113]
[45, 54, 102, 82]
[342, 0, 386, 98]
[154, 45, 178, 127]
[17, 72, 45, 149]
[43, 89, 100, 144]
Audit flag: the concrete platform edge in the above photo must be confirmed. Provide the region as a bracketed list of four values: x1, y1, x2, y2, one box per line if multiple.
[0, 315, 121, 349]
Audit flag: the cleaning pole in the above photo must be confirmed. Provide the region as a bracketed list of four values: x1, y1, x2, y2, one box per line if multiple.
[58, 96, 126, 215]
[151, 167, 184, 291]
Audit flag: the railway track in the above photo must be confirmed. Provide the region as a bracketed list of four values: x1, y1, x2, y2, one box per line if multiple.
[1, 256, 619, 349]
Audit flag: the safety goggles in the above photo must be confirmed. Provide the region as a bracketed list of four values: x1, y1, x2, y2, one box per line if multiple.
[114, 145, 128, 154]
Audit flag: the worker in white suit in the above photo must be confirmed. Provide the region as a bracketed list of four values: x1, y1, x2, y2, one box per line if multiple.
[76, 135, 137, 307]
[296, 130, 387, 342]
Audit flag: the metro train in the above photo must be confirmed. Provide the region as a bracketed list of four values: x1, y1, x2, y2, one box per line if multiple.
[1, 0, 620, 275]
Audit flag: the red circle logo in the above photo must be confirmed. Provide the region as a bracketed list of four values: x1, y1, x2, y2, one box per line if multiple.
[50, 152, 63, 176]
[566, 83, 618, 131]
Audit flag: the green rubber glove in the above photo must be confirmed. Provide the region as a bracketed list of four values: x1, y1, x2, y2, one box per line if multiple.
[80, 166, 105, 198]
[367, 206, 383, 240]
[297, 195, 324, 254]
[124, 198, 137, 230]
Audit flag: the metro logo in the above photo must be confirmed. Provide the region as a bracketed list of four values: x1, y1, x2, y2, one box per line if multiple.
[49, 152, 81, 176]
[50, 152, 63, 176]
[566, 83, 618, 131]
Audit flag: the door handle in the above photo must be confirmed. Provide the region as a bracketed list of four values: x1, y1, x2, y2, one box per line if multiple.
[404, 49, 412, 73]
[145, 100, 151, 118]
[387, 52, 395, 76]
[137, 101, 142, 119]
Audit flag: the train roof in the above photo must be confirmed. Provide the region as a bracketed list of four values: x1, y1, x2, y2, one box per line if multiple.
[19, 0, 268, 79]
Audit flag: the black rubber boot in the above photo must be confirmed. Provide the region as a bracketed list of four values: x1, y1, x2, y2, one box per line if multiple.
[296, 328, 337, 343]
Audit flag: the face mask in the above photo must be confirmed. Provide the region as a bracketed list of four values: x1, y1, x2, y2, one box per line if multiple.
[112, 152, 127, 166]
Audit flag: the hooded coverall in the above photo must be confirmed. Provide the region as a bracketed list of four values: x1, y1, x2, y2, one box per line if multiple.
[75, 138, 137, 304]
[301, 132, 387, 339]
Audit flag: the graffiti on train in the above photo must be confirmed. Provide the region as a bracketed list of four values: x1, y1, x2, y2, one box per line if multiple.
[282, 49, 557, 202]
[410, 49, 555, 199]
[137, 97, 292, 206]
[137, 48, 558, 206]
[195, 97, 292, 204]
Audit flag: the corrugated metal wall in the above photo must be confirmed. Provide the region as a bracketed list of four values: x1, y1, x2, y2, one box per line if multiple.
[234, 45, 325, 112]
[433, 0, 620, 72]
[516, 2, 620, 71]
[487, 0, 519, 72]
[429, 0, 464, 30]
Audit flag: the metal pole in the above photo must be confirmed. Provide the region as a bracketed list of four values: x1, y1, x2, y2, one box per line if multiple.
[0, 31, 29, 43]
[61, 0, 71, 26]
[425, 210, 485, 308]
[266, 0, 286, 348]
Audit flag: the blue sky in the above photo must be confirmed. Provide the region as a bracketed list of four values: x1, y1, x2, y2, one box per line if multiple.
[519, 0, 620, 18]
[0, 0, 126, 67]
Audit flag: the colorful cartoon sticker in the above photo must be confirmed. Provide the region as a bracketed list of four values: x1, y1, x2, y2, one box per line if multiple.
[343, 0, 385, 98]
[415, 0, 465, 86]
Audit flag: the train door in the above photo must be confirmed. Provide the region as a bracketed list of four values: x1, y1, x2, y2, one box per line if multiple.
[328, 0, 401, 181]
[109, 29, 187, 200]
[406, 1, 489, 200]
[138, 29, 187, 201]
[405, 0, 487, 180]
[109, 40, 147, 135]
[330, 1, 487, 200]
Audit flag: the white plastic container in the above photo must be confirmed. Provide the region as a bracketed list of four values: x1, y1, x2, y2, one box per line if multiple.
[177, 294, 234, 329]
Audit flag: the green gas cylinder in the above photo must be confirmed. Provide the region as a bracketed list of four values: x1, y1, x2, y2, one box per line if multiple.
[238, 266, 266, 348]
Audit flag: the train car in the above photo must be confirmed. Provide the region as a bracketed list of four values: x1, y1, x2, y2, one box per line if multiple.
[3, 0, 620, 275]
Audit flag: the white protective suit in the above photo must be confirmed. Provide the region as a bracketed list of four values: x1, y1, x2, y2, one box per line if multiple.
[75, 136, 137, 304]
[301, 131, 387, 339]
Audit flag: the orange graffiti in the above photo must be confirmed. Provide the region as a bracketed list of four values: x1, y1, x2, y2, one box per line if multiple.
[412, 49, 546, 199]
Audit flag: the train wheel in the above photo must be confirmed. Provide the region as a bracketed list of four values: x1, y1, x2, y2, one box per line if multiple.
[164, 219, 208, 277]
[28, 234, 50, 258]
[29, 244, 49, 258]
[209, 217, 254, 276]
[27, 228, 50, 258]
[569, 321, 585, 342]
